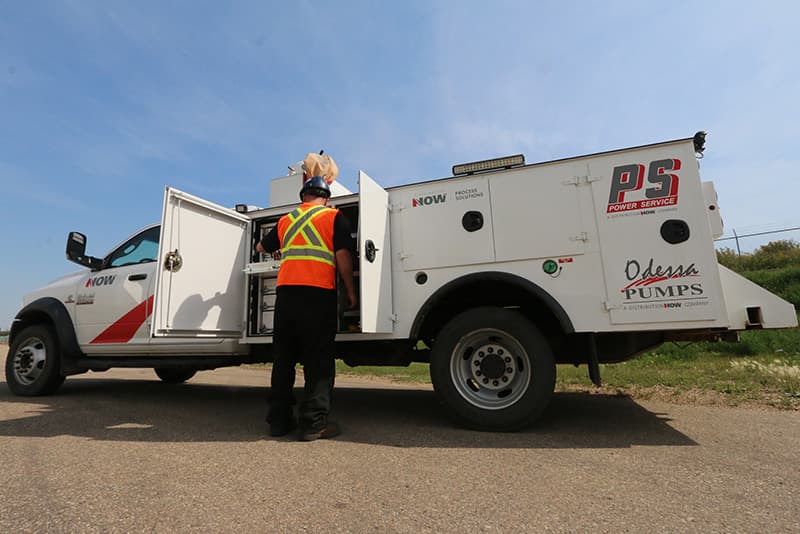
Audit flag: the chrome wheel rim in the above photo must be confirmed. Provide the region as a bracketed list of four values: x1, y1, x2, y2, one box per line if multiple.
[12, 336, 47, 385]
[449, 328, 531, 410]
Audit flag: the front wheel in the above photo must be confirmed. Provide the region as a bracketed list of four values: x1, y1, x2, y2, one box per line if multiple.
[154, 367, 197, 384]
[5, 325, 65, 396]
[430, 307, 555, 431]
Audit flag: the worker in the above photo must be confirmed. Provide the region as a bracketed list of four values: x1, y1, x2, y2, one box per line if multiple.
[256, 175, 357, 441]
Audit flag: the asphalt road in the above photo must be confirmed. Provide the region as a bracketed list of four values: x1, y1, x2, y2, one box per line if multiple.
[0, 363, 798, 533]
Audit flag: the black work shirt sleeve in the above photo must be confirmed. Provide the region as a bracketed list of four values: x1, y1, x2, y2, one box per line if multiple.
[259, 226, 280, 254]
[333, 211, 355, 252]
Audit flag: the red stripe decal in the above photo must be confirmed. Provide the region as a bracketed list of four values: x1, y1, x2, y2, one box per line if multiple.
[90, 296, 155, 344]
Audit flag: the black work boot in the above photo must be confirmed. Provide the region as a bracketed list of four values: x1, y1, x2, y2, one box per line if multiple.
[269, 418, 297, 437]
[299, 422, 341, 441]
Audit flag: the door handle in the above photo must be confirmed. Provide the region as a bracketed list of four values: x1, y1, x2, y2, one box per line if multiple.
[128, 273, 147, 281]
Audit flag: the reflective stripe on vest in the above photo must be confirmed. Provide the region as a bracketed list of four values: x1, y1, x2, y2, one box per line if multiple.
[281, 247, 334, 263]
[282, 206, 334, 267]
[283, 205, 326, 246]
[277, 204, 338, 288]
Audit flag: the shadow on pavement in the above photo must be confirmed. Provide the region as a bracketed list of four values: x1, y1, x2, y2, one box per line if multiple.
[0, 377, 696, 448]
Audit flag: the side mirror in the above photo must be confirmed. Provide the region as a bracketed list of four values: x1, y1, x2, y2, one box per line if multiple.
[66, 232, 102, 270]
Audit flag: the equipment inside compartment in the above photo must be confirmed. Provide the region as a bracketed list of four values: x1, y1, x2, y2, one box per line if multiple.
[248, 203, 361, 336]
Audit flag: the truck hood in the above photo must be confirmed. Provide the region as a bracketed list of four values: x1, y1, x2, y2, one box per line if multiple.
[22, 269, 88, 307]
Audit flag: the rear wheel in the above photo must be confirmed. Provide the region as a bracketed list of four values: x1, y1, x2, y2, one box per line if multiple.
[430, 307, 555, 431]
[6, 325, 65, 396]
[154, 367, 197, 384]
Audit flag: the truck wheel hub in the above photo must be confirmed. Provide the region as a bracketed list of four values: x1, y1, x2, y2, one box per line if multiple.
[18, 349, 32, 368]
[480, 354, 505, 379]
[12, 338, 46, 384]
[470, 342, 516, 390]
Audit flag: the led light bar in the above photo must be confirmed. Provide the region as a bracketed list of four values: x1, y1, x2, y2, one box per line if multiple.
[452, 154, 525, 176]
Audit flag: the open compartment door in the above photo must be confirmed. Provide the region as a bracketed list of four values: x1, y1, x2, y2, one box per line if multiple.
[152, 188, 250, 337]
[358, 171, 394, 333]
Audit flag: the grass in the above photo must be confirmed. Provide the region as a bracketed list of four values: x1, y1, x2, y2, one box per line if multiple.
[557, 350, 800, 410]
[336, 361, 431, 383]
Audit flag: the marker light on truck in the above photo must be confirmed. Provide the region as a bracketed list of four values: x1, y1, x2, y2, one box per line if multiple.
[452, 154, 525, 176]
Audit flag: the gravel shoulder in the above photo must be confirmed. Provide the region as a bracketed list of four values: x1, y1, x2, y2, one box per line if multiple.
[0, 361, 798, 533]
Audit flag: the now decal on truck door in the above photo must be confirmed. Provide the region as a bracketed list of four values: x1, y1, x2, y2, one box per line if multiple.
[85, 275, 117, 287]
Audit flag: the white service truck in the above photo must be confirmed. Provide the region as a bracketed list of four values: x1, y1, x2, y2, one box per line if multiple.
[7, 132, 797, 430]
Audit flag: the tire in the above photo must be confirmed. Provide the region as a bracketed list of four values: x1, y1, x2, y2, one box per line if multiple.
[154, 367, 197, 384]
[430, 307, 556, 431]
[5, 324, 65, 396]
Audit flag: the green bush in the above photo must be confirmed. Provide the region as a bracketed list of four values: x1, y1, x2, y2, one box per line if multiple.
[717, 240, 800, 308]
[738, 266, 800, 307]
[716, 246, 740, 269]
[717, 239, 800, 272]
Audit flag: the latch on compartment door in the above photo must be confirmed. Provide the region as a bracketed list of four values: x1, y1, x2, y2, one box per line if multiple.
[164, 249, 183, 272]
[364, 240, 379, 263]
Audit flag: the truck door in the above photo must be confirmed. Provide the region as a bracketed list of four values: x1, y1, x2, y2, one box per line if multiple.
[358, 171, 394, 333]
[75, 225, 160, 351]
[590, 140, 727, 325]
[152, 188, 250, 337]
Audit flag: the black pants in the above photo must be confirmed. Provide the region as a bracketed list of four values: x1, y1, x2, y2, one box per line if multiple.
[268, 286, 337, 431]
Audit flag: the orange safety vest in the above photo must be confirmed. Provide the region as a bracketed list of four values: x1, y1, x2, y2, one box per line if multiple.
[276, 203, 339, 289]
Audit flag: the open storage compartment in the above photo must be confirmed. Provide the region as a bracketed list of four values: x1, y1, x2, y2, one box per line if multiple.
[335, 203, 361, 333]
[246, 202, 363, 337]
[244, 169, 393, 339]
[245, 215, 281, 337]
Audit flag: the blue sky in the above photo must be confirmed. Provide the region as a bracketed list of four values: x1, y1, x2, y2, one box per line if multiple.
[1, 1, 799, 329]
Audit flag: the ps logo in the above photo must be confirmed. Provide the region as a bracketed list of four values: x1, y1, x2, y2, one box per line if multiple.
[607, 159, 681, 213]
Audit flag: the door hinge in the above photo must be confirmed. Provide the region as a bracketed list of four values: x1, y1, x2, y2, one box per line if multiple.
[389, 314, 398, 323]
[389, 203, 404, 213]
[570, 232, 589, 242]
[399, 252, 412, 261]
[563, 175, 600, 186]
[603, 300, 622, 311]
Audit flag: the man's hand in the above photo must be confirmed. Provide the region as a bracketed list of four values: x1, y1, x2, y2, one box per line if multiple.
[347, 288, 358, 310]
[335, 248, 357, 310]
[257, 241, 281, 260]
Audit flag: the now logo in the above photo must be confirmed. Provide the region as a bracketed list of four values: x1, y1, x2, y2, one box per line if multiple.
[412, 193, 446, 207]
[86, 275, 116, 288]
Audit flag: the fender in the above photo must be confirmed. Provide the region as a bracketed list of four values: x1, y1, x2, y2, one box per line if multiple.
[410, 271, 575, 339]
[11, 297, 85, 375]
